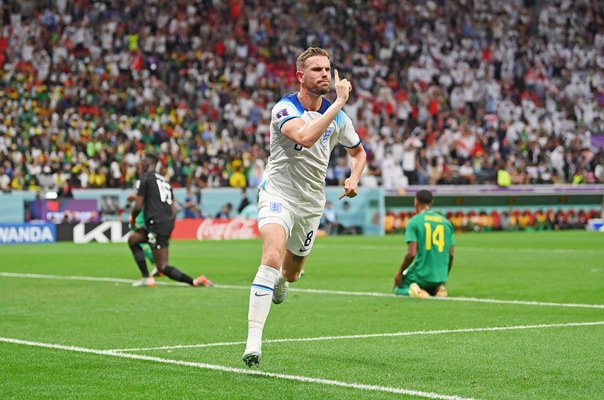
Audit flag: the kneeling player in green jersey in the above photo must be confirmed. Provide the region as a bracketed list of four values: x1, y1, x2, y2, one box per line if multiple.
[393, 190, 455, 298]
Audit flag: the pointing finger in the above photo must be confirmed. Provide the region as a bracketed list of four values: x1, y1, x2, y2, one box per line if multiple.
[334, 69, 340, 83]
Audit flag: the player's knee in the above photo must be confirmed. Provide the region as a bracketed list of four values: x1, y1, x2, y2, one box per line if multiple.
[128, 235, 141, 246]
[261, 249, 283, 269]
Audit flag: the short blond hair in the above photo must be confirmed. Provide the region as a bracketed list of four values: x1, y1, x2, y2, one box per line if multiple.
[296, 47, 330, 71]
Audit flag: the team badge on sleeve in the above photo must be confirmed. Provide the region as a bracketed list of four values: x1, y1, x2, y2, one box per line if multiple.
[276, 108, 289, 119]
[270, 202, 283, 213]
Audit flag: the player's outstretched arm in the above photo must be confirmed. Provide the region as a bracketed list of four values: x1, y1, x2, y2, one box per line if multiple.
[282, 69, 352, 148]
[339, 144, 366, 200]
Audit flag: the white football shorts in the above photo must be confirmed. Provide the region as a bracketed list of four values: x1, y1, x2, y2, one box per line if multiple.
[257, 190, 322, 257]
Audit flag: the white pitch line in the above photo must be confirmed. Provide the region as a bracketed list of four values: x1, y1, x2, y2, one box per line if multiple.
[0, 272, 136, 284]
[0, 337, 475, 400]
[0, 272, 187, 286]
[108, 320, 604, 353]
[431, 296, 604, 309]
[2, 272, 604, 309]
[458, 247, 604, 255]
[313, 244, 604, 254]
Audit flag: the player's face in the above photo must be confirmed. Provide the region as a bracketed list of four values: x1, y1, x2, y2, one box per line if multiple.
[136, 160, 144, 174]
[138, 157, 150, 173]
[300, 56, 331, 96]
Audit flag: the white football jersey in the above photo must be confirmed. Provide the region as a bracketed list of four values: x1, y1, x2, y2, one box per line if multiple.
[260, 93, 361, 213]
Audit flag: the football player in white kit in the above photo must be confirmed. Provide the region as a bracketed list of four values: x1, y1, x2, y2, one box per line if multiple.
[243, 47, 367, 367]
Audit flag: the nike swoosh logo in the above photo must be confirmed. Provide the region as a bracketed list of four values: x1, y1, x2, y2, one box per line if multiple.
[254, 292, 270, 297]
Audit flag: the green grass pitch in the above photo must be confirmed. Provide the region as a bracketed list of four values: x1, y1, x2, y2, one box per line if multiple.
[1, 231, 603, 399]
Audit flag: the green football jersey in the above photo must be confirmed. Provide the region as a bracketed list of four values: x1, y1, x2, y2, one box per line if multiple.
[404, 210, 455, 284]
[134, 210, 146, 230]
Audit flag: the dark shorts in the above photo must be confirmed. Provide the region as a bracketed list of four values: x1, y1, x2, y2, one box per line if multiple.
[145, 218, 174, 249]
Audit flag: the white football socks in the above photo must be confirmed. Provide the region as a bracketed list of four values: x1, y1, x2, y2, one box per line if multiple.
[245, 265, 279, 354]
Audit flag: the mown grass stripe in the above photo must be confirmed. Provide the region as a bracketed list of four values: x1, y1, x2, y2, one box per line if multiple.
[0, 337, 475, 400]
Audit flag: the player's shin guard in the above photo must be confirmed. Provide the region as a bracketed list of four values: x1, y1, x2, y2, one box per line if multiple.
[245, 265, 279, 354]
[162, 266, 194, 285]
[129, 243, 150, 277]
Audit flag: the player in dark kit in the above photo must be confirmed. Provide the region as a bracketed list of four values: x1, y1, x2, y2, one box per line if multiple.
[128, 153, 212, 288]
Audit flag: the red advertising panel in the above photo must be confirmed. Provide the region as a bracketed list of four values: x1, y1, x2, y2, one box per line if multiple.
[172, 218, 260, 240]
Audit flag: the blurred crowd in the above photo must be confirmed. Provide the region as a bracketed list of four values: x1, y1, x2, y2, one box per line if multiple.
[0, 0, 603, 194]
[385, 208, 602, 233]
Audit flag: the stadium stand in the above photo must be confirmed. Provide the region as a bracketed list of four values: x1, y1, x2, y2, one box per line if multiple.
[0, 0, 602, 194]
[384, 208, 601, 233]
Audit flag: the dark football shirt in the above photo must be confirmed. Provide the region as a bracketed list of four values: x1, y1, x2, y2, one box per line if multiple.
[136, 171, 174, 223]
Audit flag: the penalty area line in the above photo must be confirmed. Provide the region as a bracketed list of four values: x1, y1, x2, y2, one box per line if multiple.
[0, 337, 475, 400]
[2, 272, 604, 309]
[108, 320, 604, 352]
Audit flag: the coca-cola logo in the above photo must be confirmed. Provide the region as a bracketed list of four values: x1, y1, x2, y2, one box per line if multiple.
[196, 218, 259, 240]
